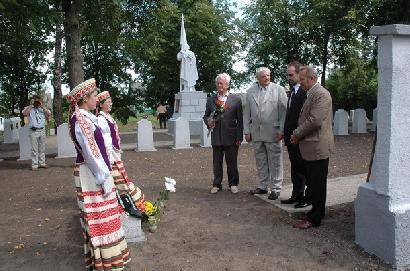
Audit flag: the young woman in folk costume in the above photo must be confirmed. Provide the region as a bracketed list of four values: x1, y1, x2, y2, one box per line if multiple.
[67, 79, 130, 271]
[96, 91, 145, 216]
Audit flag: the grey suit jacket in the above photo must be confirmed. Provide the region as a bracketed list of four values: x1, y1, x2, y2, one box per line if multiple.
[293, 83, 335, 161]
[203, 93, 243, 146]
[243, 82, 287, 142]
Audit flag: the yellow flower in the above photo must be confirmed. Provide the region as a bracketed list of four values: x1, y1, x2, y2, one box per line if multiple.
[144, 201, 157, 216]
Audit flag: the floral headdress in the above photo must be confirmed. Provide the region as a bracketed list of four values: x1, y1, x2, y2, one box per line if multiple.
[66, 78, 100, 158]
[95, 90, 121, 146]
[97, 91, 110, 102]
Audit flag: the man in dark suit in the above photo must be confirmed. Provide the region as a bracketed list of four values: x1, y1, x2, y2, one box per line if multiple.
[203, 73, 243, 194]
[280, 61, 309, 208]
[291, 66, 335, 229]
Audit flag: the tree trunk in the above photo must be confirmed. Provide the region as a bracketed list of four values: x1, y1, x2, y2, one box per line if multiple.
[53, 22, 64, 128]
[321, 35, 330, 88]
[63, 0, 84, 90]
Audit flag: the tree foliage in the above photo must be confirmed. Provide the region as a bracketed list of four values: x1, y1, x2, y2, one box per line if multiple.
[126, 0, 238, 107]
[0, 0, 55, 118]
[239, 0, 409, 114]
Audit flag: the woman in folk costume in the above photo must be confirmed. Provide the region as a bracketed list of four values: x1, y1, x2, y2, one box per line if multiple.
[96, 91, 145, 214]
[67, 79, 130, 271]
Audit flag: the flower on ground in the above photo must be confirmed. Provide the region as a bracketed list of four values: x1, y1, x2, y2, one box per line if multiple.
[164, 177, 176, 192]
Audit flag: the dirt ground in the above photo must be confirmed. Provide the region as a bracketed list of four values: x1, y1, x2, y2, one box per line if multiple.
[0, 134, 392, 271]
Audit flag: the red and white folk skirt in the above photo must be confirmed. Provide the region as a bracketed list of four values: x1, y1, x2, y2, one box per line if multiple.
[110, 150, 145, 212]
[74, 165, 130, 271]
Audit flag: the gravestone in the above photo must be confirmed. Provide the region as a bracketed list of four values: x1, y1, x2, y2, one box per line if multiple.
[56, 123, 76, 158]
[355, 24, 410, 269]
[352, 108, 367, 133]
[0, 117, 4, 131]
[136, 119, 156, 151]
[122, 216, 145, 243]
[49, 128, 55, 136]
[333, 109, 349, 136]
[372, 108, 378, 132]
[3, 117, 21, 144]
[173, 117, 191, 149]
[18, 126, 31, 161]
[200, 122, 211, 148]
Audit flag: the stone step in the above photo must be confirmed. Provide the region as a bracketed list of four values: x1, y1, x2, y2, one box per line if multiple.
[254, 173, 367, 215]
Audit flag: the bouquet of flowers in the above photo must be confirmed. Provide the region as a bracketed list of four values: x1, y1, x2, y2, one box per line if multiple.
[142, 177, 177, 232]
[207, 99, 229, 136]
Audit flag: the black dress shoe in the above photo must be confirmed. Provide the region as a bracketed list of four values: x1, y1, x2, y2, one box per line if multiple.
[250, 188, 268, 195]
[294, 201, 311, 208]
[268, 192, 279, 200]
[280, 197, 300, 204]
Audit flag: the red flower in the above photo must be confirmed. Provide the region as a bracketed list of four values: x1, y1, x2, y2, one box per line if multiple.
[215, 99, 224, 107]
[223, 103, 229, 110]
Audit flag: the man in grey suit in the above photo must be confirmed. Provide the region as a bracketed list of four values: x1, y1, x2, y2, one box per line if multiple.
[244, 67, 288, 200]
[291, 66, 335, 229]
[203, 73, 243, 194]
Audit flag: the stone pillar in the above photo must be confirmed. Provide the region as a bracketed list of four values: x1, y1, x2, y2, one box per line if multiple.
[333, 109, 349, 136]
[355, 24, 410, 269]
[18, 126, 31, 161]
[3, 117, 20, 144]
[352, 108, 367, 133]
[172, 117, 192, 149]
[200, 122, 211, 148]
[136, 119, 156, 152]
[56, 123, 76, 158]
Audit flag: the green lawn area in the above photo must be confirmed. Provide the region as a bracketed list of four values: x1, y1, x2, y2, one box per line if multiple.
[117, 114, 160, 132]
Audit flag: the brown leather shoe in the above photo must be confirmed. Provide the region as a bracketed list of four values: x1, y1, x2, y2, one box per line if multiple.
[293, 219, 314, 229]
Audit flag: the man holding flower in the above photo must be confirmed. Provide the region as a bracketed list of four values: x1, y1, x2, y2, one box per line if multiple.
[203, 73, 243, 194]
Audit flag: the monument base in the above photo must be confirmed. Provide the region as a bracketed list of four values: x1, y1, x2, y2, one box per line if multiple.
[169, 91, 207, 136]
[168, 118, 203, 136]
[355, 182, 410, 269]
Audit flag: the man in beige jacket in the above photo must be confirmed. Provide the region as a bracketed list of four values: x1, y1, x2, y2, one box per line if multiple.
[291, 66, 334, 229]
[244, 67, 288, 200]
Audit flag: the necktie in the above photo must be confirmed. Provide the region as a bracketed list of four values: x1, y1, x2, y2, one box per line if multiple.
[288, 87, 295, 109]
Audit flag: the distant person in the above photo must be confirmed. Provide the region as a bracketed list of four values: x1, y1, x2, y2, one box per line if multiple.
[281, 61, 310, 208]
[22, 95, 51, 171]
[291, 66, 334, 229]
[244, 67, 288, 200]
[203, 73, 243, 194]
[156, 103, 167, 129]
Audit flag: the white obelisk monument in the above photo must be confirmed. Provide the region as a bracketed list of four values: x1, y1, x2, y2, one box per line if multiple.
[355, 24, 410, 269]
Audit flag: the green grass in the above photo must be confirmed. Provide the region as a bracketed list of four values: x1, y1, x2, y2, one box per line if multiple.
[117, 114, 160, 132]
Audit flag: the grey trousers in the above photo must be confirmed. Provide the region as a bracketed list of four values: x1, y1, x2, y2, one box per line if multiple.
[253, 141, 283, 194]
[30, 129, 46, 168]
